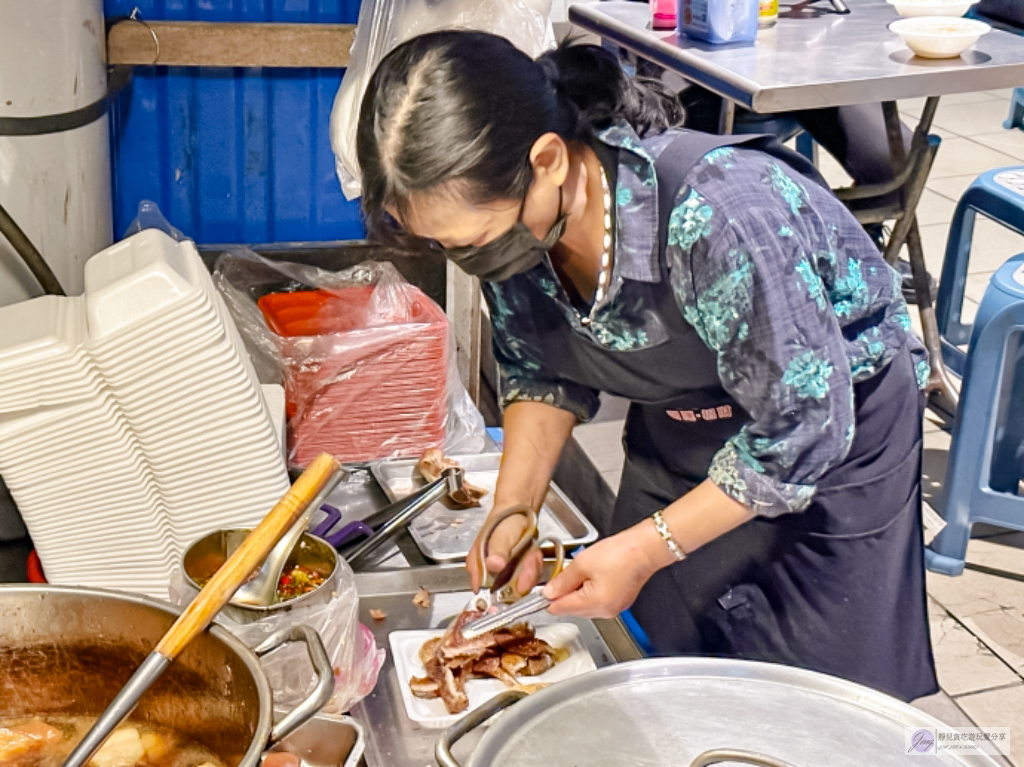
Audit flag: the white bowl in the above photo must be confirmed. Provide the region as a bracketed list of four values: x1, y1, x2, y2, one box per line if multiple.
[889, 17, 991, 57]
[887, 0, 976, 17]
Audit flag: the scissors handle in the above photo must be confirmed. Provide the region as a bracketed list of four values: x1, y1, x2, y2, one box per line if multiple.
[537, 536, 566, 581]
[470, 505, 537, 591]
[493, 536, 566, 604]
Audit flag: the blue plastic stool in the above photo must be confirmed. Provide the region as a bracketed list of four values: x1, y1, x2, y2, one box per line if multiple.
[926, 253, 1024, 576]
[1004, 87, 1024, 131]
[935, 167, 1024, 377]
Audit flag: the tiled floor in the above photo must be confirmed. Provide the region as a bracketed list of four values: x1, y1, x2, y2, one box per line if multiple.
[575, 87, 1024, 761]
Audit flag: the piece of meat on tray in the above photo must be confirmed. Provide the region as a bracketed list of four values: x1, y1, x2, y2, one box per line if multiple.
[417, 448, 489, 508]
[409, 613, 567, 715]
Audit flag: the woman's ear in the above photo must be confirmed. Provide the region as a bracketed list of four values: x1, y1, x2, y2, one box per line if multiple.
[529, 133, 570, 188]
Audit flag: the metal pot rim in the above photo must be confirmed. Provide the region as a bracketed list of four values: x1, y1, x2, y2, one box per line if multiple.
[0, 583, 274, 767]
[452, 657, 1001, 767]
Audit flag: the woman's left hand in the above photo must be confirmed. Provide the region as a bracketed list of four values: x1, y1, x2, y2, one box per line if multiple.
[541, 523, 669, 619]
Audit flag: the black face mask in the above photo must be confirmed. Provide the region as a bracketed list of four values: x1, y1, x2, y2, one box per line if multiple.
[441, 190, 567, 283]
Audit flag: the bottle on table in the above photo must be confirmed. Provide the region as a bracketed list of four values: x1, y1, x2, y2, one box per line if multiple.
[758, 0, 778, 28]
[678, 0, 760, 43]
[652, 0, 679, 29]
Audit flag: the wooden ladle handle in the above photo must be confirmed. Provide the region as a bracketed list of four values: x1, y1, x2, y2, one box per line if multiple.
[155, 452, 340, 659]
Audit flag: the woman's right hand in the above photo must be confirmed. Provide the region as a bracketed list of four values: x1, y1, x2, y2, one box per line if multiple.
[468, 401, 577, 596]
[466, 504, 544, 596]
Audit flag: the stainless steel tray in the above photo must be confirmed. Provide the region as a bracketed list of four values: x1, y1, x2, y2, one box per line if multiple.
[370, 453, 599, 562]
[269, 711, 365, 767]
[350, 565, 640, 767]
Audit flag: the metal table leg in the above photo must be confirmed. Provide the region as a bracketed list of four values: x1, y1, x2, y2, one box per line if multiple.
[907, 223, 959, 418]
[718, 100, 736, 135]
[878, 98, 959, 415]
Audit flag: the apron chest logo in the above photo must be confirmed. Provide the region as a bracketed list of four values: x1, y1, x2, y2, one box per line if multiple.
[667, 405, 733, 422]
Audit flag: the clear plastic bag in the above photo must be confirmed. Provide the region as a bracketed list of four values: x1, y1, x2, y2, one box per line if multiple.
[329, 0, 556, 200]
[122, 199, 190, 242]
[214, 246, 487, 467]
[168, 562, 385, 715]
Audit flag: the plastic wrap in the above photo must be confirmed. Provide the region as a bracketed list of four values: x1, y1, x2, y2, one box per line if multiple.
[122, 199, 189, 242]
[214, 247, 486, 467]
[328, 0, 556, 200]
[169, 561, 385, 715]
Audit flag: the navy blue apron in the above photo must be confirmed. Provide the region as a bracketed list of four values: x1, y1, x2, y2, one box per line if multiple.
[524, 129, 939, 702]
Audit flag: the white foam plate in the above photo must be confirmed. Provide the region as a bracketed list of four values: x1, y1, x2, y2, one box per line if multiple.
[92, 305, 227, 358]
[140, 418, 277, 454]
[115, 373, 259, 418]
[146, 444, 284, 480]
[24, 528, 174, 553]
[389, 623, 596, 730]
[4, 474, 159, 503]
[94, 322, 229, 378]
[88, 296, 219, 358]
[128, 391, 267, 434]
[9, 482, 163, 510]
[0, 296, 82, 368]
[84, 230, 205, 341]
[0, 451, 149, 483]
[112, 351, 253, 399]
[1, 355, 99, 387]
[0, 424, 139, 458]
[158, 482, 288, 509]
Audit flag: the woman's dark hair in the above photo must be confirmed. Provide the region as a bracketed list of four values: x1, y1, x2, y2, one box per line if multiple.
[356, 31, 683, 243]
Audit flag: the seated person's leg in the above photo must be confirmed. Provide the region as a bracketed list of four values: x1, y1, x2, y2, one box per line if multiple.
[795, 103, 912, 192]
[678, 83, 725, 133]
[796, 104, 931, 300]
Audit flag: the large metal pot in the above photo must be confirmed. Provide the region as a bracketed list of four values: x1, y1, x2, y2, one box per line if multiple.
[437, 658, 1005, 767]
[0, 585, 335, 767]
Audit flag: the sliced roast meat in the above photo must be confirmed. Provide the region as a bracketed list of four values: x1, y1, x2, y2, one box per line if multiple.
[408, 614, 566, 714]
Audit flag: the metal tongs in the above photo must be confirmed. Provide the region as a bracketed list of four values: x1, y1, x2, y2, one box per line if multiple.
[461, 591, 554, 640]
[342, 466, 465, 570]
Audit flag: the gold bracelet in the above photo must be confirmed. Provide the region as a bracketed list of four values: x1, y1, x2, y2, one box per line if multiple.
[651, 509, 687, 562]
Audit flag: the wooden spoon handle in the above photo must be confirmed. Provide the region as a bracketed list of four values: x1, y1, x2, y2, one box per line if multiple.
[155, 452, 340, 659]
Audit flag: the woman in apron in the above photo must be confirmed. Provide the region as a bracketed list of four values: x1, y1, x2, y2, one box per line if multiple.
[356, 31, 938, 701]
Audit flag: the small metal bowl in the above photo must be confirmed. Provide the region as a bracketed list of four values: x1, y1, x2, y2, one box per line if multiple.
[182, 528, 340, 624]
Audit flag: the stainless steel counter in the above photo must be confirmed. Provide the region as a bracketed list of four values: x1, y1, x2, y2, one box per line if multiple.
[569, 0, 1024, 112]
[350, 565, 642, 767]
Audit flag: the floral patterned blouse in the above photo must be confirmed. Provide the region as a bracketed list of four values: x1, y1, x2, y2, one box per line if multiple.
[481, 123, 929, 517]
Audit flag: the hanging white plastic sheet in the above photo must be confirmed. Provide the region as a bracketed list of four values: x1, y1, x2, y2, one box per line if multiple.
[329, 0, 556, 200]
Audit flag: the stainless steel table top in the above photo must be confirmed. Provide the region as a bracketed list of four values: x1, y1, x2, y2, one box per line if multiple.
[569, 0, 1024, 112]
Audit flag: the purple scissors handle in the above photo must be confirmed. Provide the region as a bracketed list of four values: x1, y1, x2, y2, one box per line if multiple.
[310, 504, 373, 548]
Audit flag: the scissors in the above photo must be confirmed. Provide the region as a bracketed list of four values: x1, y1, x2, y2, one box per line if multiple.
[461, 505, 565, 639]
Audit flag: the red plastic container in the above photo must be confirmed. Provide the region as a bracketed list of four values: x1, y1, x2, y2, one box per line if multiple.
[27, 550, 47, 583]
[258, 285, 449, 465]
